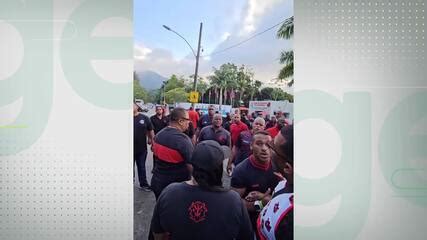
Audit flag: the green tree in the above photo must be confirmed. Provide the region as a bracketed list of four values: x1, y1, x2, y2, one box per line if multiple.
[208, 63, 238, 109]
[235, 65, 253, 107]
[196, 79, 209, 102]
[164, 88, 188, 103]
[277, 16, 294, 86]
[248, 80, 262, 101]
[164, 74, 186, 92]
[259, 87, 294, 102]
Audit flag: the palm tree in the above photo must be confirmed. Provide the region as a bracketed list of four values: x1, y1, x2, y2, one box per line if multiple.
[249, 80, 262, 101]
[236, 65, 250, 105]
[208, 63, 238, 110]
[277, 16, 294, 86]
[277, 16, 293, 39]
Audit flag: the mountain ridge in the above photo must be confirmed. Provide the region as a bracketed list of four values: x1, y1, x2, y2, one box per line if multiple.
[136, 70, 167, 90]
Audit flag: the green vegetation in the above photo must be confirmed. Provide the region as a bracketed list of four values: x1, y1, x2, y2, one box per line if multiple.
[277, 16, 294, 87]
[136, 63, 293, 105]
[134, 72, 151, 102]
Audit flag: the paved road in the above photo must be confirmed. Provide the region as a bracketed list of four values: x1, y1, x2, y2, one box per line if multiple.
[134, 148, 156, 240]
[133, 115, 232, 240]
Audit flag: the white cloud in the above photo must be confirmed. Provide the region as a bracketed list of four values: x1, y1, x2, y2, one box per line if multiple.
[220, 32, 231, 41]
[134, 43, 210, 79]
[241, 0, 284, 35]
[134, 44, 152, 60]
[134, 0, 293, 92]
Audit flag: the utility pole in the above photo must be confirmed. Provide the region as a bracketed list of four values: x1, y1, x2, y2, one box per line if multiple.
[163, 23, 203, 106]
[193, 23, 203, 104]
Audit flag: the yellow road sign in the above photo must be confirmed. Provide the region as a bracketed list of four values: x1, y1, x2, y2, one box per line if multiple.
[189, 91, 199, 103]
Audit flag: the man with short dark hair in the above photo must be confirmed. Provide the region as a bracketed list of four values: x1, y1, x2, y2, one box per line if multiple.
[150, 107, 194, 199]
[241, 113, 252, 129]
[266, 117, 286, 138]
[184, 120, 196, 145]
[150, 140, 253, 240]
[150, 105, 168, 134]
[257, 125, 293, 240]
[196, 108, 202, 117]
[265, 115, 276, 129]
[198, 105, 215, 130]
[188, 106, 199, 129]
[134, 103, 154, 191]
[227, 117, 265, 174]
[230, 113, 249, 147]
[198, 113, 231, 148]
[223, 112, 234, 132]
[230, 131, 280, 236]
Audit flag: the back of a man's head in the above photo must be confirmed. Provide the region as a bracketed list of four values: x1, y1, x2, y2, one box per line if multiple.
[169, 107, 187, 123]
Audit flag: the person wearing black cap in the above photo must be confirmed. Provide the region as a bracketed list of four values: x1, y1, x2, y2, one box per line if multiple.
[257, 124, 293, 240]
[150, 140, 253, 240]
[150, 107, 194, 199]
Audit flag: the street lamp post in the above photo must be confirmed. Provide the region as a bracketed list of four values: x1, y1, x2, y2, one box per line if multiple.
[193, 23, 203, 92]
[163, 23, 203, 98]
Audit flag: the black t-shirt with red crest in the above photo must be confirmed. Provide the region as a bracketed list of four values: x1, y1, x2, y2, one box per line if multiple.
[151, 182, 253, 240]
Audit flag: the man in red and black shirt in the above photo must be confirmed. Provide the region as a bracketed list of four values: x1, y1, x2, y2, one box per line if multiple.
[230, 113, 249, 147]
[230, 131, 280, 237]
[150, 107, 194, 199]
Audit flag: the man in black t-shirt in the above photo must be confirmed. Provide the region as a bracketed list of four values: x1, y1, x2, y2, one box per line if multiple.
[150, 105, 168, 134]
[150, 107, 194, 199]
[134, 103, 154, 191]
[151, 140, 253, 240]
[230, 131, 279, 236]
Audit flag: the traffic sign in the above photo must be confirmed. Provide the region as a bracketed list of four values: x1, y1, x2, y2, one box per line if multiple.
[189, 91, 199, 103]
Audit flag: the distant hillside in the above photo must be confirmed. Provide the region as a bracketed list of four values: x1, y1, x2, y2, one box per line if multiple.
[137, 71, 167, 90]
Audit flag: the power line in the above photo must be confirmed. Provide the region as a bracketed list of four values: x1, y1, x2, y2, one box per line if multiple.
[202, 18, 289, 57]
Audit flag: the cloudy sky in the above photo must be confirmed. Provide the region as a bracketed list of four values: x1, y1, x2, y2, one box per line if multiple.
[134, 0, 293, 90]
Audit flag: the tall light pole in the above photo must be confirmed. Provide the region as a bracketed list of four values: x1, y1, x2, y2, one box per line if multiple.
[163, 23, 203, 94]
[193, 23, 203, 92]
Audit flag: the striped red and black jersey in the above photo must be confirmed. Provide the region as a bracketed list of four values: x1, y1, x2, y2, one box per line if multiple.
[152, 127, 194, 176]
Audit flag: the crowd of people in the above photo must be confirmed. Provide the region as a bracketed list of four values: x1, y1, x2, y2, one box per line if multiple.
[134, 102, 293, 240]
